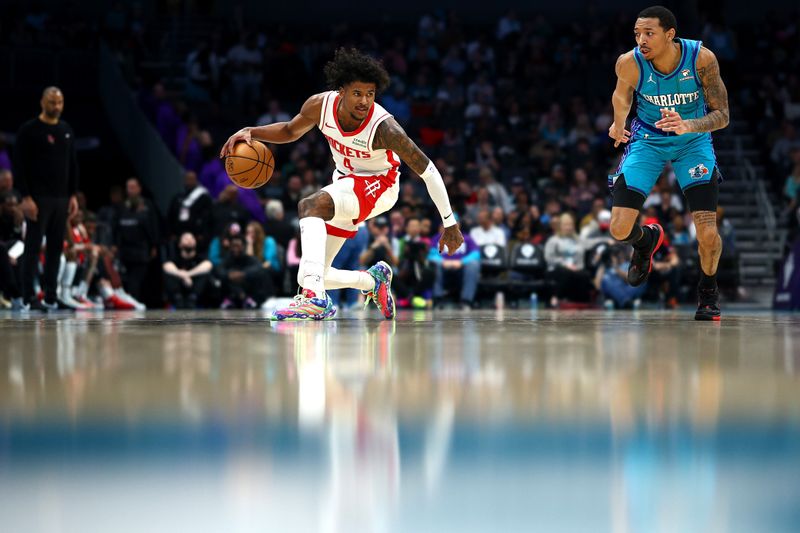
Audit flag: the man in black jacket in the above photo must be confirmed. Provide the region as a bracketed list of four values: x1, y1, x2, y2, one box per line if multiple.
[115, 177, 160, 301]
[167, 170, 212, 251]
[162, 232, 213, 309]
[15, 86, 79, 311]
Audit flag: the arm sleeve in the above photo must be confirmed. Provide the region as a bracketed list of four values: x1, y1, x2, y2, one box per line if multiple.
[419, 160, 457, 228]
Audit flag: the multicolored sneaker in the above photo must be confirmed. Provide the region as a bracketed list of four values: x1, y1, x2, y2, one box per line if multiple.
[271, 289, 337, 321]
[363, 261, 396, 320]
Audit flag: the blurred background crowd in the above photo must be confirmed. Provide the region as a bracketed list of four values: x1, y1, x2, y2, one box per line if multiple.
[1, 2, 799, 310]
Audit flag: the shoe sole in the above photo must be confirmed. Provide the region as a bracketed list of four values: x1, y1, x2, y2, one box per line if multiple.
[270, 308, 338, 321]
[629, 224, 665, 287]
[694, 312, 721, 321]
[271, 315, 336, 321]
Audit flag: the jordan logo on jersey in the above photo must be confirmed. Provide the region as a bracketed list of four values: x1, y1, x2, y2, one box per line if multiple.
[365, 180, 382, 198]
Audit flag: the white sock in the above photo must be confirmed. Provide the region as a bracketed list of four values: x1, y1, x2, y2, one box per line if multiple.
[299, 217, 327, 296]
[325, 267, 375, 291]
[62, 262, 77, 296]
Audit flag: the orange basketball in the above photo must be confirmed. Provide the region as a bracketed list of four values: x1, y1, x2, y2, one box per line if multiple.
[225, 140, 274, 189]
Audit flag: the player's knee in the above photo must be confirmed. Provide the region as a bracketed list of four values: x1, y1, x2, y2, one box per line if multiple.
[297, 197, 313, 219]
[298, 192, 335, 220]
[609, 218, 634, 242]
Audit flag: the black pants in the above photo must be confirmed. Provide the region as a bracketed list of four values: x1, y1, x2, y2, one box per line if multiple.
[121, 260, 149, 301]
[547, 266, 595, 302]
[221, 269, 272, 304]
[21, 196, 68, 303]
[0, 242, 22, 299]
[164, 272, 210, 308]
[396, 261, 436, 299]
[649, 267, 682, 300]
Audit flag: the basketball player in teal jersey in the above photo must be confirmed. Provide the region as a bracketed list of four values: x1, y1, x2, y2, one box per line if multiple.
[608, 5, 729, 320]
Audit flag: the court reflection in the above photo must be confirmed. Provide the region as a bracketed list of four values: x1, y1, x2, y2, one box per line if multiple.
[1, 312, 799, 425]
[1, 311, 799, 532]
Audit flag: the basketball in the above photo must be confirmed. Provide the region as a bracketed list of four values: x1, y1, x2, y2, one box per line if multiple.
[225, 140, 274, 189]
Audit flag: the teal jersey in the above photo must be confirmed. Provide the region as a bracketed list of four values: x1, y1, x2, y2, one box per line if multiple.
[632, 38, 707, 138]
[611, 39, 721, 198]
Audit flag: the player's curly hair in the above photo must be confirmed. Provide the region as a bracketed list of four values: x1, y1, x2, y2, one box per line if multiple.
[324, 47, 390, 94]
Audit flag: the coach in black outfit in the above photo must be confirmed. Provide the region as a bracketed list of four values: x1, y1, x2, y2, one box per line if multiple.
[15, 86, 79, 310]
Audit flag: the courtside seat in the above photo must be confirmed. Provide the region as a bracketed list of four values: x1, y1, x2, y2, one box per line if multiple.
[507, 243, 552, 297]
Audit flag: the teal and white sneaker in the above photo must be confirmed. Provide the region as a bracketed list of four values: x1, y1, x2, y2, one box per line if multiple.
[271, 289, 337, 321]
[363, 261, 396, 320]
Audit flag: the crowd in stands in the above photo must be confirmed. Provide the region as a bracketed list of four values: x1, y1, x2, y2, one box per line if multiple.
[2, 5, 800, 310]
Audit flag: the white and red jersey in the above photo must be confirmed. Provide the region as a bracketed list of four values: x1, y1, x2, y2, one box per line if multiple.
[317, 91, 400, 178]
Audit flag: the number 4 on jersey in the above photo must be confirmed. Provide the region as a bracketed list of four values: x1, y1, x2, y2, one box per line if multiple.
[343, 158, 354, 172]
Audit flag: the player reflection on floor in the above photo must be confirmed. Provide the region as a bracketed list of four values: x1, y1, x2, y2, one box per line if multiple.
[272, 320, 458, 532]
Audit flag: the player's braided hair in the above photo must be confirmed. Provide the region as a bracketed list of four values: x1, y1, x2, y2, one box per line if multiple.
[324, 47, 390, 94]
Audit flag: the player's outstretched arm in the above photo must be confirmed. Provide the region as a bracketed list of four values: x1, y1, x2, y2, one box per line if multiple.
[373, 117, 464, 255]
[609, 53, 637, 147]
[220, 94, 323, 157]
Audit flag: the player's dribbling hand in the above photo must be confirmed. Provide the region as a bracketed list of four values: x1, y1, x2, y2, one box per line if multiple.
[439, 225, 464, 256]
[654, 109, 690, 135]
[219, 127, 253, 158]
[608, 122, 631, 148]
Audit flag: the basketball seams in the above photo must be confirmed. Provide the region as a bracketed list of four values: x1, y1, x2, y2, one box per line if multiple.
[226, 154, 262, 164]
[243, 149, 267, 188]
[226, 140, 274, 188]
[241, 142, 261, 161]
[226, 156, 260, 176]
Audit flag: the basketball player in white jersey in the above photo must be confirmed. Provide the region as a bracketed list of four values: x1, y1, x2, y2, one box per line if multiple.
[221, 48, 464, 320]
